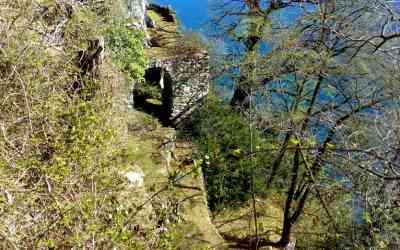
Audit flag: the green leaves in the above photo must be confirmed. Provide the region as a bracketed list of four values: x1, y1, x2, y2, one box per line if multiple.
[363, 212, 373, 225]
[105, 20, 147, 82]
[289, 137, 301, 145]
[0, 1, 148, 248]
[191, 94, 274, 211]
[64, 7, 100, 48]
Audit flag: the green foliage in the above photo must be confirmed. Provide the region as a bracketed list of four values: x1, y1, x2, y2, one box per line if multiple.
[140, 82, 163, 99]
[105, 20, 147, 82]
[207, 1, 400, 247]
[64, 6, 101, 48]
[0, 0, 150, 248]
[190, 93, 273, 211]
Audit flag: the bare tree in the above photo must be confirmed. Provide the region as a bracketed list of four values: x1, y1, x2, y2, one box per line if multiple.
[208, 0, 400, 248]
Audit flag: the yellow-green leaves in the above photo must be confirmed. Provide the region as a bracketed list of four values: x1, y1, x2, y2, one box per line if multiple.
[232, 148, 243, 158]
[105, 20, 147, 82]
[326, 142, 335, 149]
[64, 7, 100, 48]
[0, 1, 148, 248]
[289, 137, 301, 145]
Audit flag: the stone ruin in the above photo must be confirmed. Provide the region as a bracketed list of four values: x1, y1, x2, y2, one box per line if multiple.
[133, 52, 209, 125]
[131, 2, 210, 125]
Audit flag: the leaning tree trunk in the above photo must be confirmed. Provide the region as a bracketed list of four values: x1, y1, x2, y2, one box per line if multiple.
[72, 36, 104, 100]
[230, 1, 263, 108]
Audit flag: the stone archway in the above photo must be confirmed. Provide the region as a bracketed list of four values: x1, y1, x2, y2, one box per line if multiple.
[133, 66, 173, 124]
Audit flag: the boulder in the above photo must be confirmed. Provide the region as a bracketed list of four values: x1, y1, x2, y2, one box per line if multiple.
[123, 168, 145, 188]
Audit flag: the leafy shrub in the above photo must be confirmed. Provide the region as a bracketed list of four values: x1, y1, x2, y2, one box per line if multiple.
[105, 20, 147, 82]
[0, 1, 148, 248]
[64, 7, 101, 47]
[190, 93, 273, 211]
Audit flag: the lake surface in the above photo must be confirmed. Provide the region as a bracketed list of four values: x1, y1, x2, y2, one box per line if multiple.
[151, 1, 311, 32]
[151, 0, 209, 31]
[150, 0, 380, 225]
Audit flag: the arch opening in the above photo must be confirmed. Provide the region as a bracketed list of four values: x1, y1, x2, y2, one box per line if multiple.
[133, 67, 173, 124]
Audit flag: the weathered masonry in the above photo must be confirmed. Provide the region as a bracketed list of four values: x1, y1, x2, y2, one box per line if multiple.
[134, 52, 209, 125]
[132, 2, 209, 125]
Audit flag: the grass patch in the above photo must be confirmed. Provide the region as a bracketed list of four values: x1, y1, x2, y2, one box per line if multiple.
[213, 196, 284, 243]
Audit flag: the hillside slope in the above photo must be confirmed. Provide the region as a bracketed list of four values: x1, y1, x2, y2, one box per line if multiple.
[0, 0, 224, 248]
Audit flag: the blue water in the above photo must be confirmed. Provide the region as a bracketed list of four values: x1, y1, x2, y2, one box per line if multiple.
[151, 1, 372, 227]
[149, 1, 312, 100]
[151, 0, 209, 31]
[151, 1, 315, 33]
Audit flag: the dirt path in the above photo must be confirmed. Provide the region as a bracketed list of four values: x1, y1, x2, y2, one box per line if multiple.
[173, 141, 226, 249]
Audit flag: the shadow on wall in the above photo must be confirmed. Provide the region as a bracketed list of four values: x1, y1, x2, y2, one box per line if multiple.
[133, 67, 173, 125]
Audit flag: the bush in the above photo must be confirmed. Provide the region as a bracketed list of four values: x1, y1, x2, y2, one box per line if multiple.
[0, 1, 148, 248]
[105, 20, 147, 82]
[190, 93, 273, 211]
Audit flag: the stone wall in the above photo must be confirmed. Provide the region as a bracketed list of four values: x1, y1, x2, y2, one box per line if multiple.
[129, 1, 210, 125]
[145, 51, 210, 124]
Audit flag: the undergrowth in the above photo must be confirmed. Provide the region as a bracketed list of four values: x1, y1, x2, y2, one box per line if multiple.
[0, 0, 151, 248]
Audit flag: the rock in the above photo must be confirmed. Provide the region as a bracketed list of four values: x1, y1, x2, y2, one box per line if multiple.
[126, 0, 147, 28]
[282, 240, 296, 250]
[123, 169, 145, 188]
[150, 37, 162, 47]
[125, 0, 151, 47]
